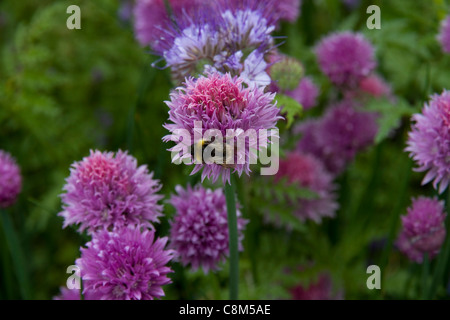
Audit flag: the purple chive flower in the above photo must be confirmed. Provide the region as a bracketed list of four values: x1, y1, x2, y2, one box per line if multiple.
[133, 0, 205, 49]
[396, 231, 427, 264]
[276, 152, 338, 223]
[406, 90, 450, 194]
[316, 32, 376, 88]
[297, 101, 378, 174]
[53, 287, 102, 300]
[438, 15, 450, 54]
[286, 77, 320, 110]
[401, 197, 446, 255]
[59, 150, 163, 234]
[76, 226, 174, 300]
[274, 0, 302, 23]
[168, 184, 247, 273]
[163, 72, 281, 184]
[0, 150, 22, 208]
[152, 0, 278, 85]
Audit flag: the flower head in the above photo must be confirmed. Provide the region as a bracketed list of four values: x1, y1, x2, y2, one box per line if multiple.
[59, 150, 163, 234]
[133, 0, 206, 50]
[396, 231, 427, 264]
[357, 74, 392, 99]
[406, 90, 450, 193]
[276, 152, 338, 223]
[152, 0, 278, 85]
[286, 77, 319, 110]
[316, 32, 376, 88]
[290, 274, 342, 300]
[401, 197, 446, 254]
[0, 150, 22, 208]
[274, 0, 302, 23]
[438, 15, 450, 54]
[297, 101, 378, 174]
[163, 72, 281, 184]
[76, 226, 174, 300]
[168, 184, 247, 273]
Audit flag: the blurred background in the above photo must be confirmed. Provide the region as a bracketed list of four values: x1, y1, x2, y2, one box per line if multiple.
[1, 0, 450, 300]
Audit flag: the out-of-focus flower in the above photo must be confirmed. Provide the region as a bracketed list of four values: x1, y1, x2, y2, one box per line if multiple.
[286, 77, 319, 110]
[163, 72, 281, 184]
[0, 150, 22, 208]
[401, 197, 446, 254]
[274, 0, 302, 22]
[276, 152, 338, 223]
[290, 274, 343, 300]
[358, 74, 392, 99]
[133, 0, 206, 50]
[76, 227, 174, 300]
[438, 15, 450, 54]
[316, 32, 376, 88]
[406, 90, 450, 194]
[168, 184, 247, 273]
[59, 150, 163, 234]
[396, 231, 427, 264]
[297, 101, 378, 174]
[53, 287, 101, 300]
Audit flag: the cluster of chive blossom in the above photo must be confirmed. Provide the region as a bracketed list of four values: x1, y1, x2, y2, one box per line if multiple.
[268, 54, 320, 110]
[76, 227, 175, 300]
[438, 15, 450, 54]
[396, 197, 447, 263]
[137, 0, 280, 86]
[57, 150, 174, 300]
[296, 101, 378, 175]
[59, 150, 163, 234]
[316, 32, 376, 89]
[290, 274, 343, 300]
[163, 72, 281, 184]
[406, 90, 450, 194]
[275, 152, 338, 223]
[0, 150, 22, 208]
[168, 184, 247, 273]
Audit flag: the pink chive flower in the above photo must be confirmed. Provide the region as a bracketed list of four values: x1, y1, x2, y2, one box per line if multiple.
[0, 150, 22, 208]
[286, 77, 320, 110]
[438, 15, 450, 54]
[59, 150, 163, 234]
[275, 0, 302, 22]
[406, 90, 450, 194]
[168, 184, 247, 273]
[163, 72, 281, 184]
[76, 227, 174, 300]
[276, 152, 338, 223]
[401, 197, 446, 255]
[316, 32, 376, 88]
[290, 274, 343, 300]
[396, 231, 428, 264]
[297, 101, 378, 175]
[358, 74, 392, 98]
[133, 0, 206, 50]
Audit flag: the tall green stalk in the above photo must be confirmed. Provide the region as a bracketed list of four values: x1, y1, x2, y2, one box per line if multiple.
[0, 209, 31, 299]
[225, 178, 239, 300]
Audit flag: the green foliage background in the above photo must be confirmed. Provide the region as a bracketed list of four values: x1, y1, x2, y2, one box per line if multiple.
[0, 0, 450, 300]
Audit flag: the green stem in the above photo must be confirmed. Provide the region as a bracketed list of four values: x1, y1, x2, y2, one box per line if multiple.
[225, 178, 239, 300]
[0, 209, 31, 299]
[426, 188, 450, 299]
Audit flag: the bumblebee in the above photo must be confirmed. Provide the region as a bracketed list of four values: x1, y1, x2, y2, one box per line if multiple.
[195, 138, 236, 169]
